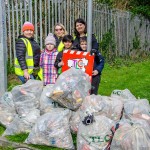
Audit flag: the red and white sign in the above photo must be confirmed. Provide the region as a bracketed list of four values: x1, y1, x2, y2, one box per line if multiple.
[62, 50, 94, 78]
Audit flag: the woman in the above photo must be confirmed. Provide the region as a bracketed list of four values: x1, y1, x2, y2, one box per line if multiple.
[53, 23, 68, 52]
[14, 21, 41, 84]
[73, 18, 99, 50]
[73, 18, 104, 95]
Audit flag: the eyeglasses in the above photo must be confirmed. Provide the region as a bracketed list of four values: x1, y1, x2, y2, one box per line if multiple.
[55, 28, 63, 31]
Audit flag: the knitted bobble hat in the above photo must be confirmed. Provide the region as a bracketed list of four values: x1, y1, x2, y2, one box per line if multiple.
[22, 21, 34, 32]
[45, 33, 56, 46]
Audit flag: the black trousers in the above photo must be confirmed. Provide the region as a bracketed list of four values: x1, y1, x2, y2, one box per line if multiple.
[91, 75, 101, 95]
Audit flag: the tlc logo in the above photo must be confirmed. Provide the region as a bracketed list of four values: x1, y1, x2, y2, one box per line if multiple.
[68, 58, 88, 72]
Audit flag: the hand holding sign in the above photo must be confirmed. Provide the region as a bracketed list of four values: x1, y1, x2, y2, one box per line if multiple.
[58, 61, 64, 67]
[92, 70, 99, 76]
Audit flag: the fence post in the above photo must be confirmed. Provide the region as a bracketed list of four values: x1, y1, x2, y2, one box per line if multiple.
[0, 0, 7, 96]
[29, 0, 33, 23]
[87, 0, 93, 52]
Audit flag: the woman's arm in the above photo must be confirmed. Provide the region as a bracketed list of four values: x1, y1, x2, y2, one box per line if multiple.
[92, 34, 99, 50]
[16, 39, 27, 70]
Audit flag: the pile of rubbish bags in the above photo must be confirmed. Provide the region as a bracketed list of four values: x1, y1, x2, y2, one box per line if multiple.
[0, 68, 150, 150]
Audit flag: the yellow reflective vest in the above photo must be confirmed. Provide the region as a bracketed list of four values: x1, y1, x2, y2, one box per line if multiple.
[14, 38, 34, 76]
[38, 68, 43, 80]
[57, 41, 64, 52]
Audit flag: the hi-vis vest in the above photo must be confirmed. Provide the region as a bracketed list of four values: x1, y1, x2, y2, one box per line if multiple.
[38, 68, 43, 80]
[73, 34, 88, 40]
[14, 38, 34, 76]
[73, 33, 98, 40]
[57, 41, 64, 52]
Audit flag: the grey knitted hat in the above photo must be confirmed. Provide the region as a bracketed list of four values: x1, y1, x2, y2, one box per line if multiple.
[45, 33, 56, 46]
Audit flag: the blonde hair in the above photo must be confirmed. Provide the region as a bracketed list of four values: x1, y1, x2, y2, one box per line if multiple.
[54, 23, 68, 37]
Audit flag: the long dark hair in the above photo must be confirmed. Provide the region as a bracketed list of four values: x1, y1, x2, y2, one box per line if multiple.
[74, 18, 87, 37]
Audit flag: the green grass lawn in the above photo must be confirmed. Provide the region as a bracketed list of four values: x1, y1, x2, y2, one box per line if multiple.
[99, 58, 150, 101]
[0, 58, 150, 150]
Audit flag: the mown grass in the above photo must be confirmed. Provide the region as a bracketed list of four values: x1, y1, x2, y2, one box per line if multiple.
[0, 57, 150, 150]
[5, 133, 29, 143]
[99, 57, 150, 101]
[0, 124, 5, 136]
[0, 147, 13, 150]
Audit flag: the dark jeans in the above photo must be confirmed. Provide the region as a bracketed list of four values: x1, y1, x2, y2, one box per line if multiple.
[18, 74, 35, 84]
[91, 75, 101, 95]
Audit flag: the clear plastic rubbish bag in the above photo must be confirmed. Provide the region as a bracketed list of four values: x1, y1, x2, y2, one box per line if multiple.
[3, 109, 40, 136]
[70, 110, 81, 133]
[110, 119, 150, 150]
[124, 99, 150, 115]
[111, 89, 136, 101]
[39, 84, 59, 115]
[70, 95, 123, 133]
[14, 95, 39, 117]
[80, 95, 123, 122]
[0, 111, 15, 127]
[0, 92, 16, 126]
[0, 92, 15, 109]
[25, 108, 74, 149]
[123, 99, 150, 124]
[77, 115, 115, 150]
[11, 80, 43, 106]
[47, 68, 91, 110]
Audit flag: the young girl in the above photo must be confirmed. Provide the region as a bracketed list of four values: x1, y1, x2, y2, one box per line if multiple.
[79, 36, 104, 95]
[54, 34, 74, 75]
[40, 33, 58, 85]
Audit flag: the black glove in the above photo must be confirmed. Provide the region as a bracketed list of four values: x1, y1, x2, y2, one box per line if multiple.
[90, 49, 98, 55]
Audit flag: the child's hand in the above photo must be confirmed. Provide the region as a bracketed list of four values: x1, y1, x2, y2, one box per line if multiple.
[92, 70, 98, 76]
[58, 61, 64, 67]
[40, 49, 44, 53]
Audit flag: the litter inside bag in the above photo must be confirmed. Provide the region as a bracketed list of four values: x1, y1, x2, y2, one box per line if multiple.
[111, 89, 137, 101]
[3, 109, 40, 136]
[0, 92, 15, 109]
[123, 99, 150, 116]
[0, 111, 15, 127]
[47, 68, 91, 110]
[70, 95, 123, 133]
[0, 92, 16, 126]
[25, 108, 74, 149]
[111, 119, 150, 150]
[14, 95, 39, 117]
[123, 99, 150, 125]
[70, 110, 81, 133]
[11, 80, 43, 106]
[77, 115, 115, 150]
[39, 84, 59, 115]
[80, 95, 124, 122]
